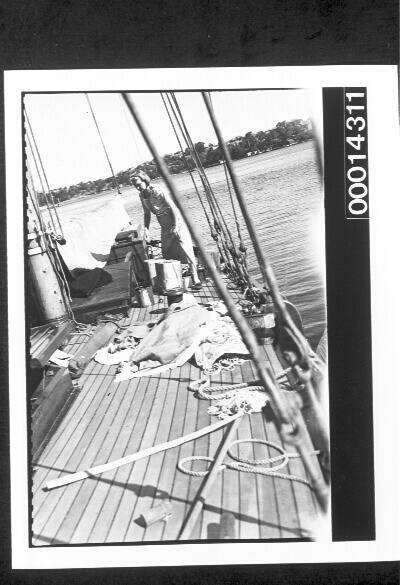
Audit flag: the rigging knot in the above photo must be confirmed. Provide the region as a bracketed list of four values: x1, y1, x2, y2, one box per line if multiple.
[214, 220, 222, 233]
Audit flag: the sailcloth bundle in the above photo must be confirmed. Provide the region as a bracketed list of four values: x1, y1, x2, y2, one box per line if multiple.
[59, 194, 131, 269]
[114, 296, 217, 380]
[100, 296, 250, 381]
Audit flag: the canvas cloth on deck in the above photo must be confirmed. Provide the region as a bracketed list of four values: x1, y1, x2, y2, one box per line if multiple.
[113, 297, 250, 382]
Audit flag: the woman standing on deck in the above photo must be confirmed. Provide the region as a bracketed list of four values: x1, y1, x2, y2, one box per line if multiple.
[130, 171, 202, 289]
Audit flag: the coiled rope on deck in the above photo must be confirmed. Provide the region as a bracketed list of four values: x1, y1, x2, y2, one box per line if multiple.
[189, 378, 265, 400]
[178, 438, 320, 488]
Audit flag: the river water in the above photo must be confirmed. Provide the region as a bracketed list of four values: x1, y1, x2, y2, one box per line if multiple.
[55, 141, 326, 348]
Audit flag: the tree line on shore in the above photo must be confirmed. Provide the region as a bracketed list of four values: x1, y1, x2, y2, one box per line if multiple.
[38, 118, 312, 205]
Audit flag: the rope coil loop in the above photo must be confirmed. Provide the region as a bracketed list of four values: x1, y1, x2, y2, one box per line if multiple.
[178, 456, 226, 477]
[177, 438, 320, 488]
[227, 438, 288, 470]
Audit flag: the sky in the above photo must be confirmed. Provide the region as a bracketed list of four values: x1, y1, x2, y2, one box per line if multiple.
[25, 89, 319, 190]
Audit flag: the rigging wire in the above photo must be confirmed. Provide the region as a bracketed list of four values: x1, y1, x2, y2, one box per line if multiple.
[160, 92, 227, 269]
[27, 183, 47, 245]
[162, 93, 234, 275]
[121, 91, 329, 511]
[202, 91, 311, 364]
[120, 93, 144, 167]
[169, 91, 250, 283]
[25, 117, 60, 235]
[207, 93, 246, 252]
[168, 92, 251, 287]
[85, 93, 121, 194]
[24, 108, 64, 237]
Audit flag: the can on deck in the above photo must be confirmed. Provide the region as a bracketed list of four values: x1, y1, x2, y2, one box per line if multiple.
[155, 259, 183, 293]
[140, 500, 172, 527]
[137, 287, 154, 307]
[166, 287, 184, 306]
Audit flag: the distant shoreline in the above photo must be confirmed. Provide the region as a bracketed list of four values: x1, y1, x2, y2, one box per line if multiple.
[41, 139, 314, 209]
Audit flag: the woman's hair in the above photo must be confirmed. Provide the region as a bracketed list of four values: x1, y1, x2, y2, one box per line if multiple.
[130, 170, 151, 186]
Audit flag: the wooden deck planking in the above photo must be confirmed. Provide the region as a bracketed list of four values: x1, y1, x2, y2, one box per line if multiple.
[245, 383, 282, 538]
[80, 308, 157, 542]
[31, 359, 101, 499]
[66, 311, 150, 544]
[31, 360, 111, 496]
[184, 370, 216, 541]
[30, 324, 56, 355]
[260, 402, 302, 539]
[230, 360, 258, 539]
[143, 361, 192, 542]
[242, 357, 283, 540]
[30, 334, 94, 461]
[197, 372, 226, 540]
[120, 370, 173, 541]
[85, 375, 154, 543]
[56, 375, 140, 544]
[33, 371, 119, 544]
[38, 307, 142, 486]
[261, 344, 319, 536]
[161, 362, 200, 541]
[105, 369, 172, 542]
[32, 281, 322, 544]
[124, 368, 176, 541]
[68, 376, 147, 544]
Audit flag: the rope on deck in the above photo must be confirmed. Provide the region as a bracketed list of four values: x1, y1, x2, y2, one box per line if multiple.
[178, 439, 320, 489]
[189, 378, 265, 400]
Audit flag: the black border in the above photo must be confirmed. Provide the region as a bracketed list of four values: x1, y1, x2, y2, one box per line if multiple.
[323, 88, 375, 540]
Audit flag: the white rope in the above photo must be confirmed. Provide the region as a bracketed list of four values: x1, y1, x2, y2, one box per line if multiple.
[178, 438, 320, 489]
[189, 378, 265, 401]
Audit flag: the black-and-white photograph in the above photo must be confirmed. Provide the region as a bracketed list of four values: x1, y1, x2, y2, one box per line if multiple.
[5, 66, 399, 569]
[25, 88, 329, 545]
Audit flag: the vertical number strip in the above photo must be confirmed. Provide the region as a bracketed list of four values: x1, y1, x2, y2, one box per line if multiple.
[345, 88, 369, 219]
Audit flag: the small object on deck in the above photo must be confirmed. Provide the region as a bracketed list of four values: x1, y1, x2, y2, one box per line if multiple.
[197, 264, 207, 282]
[219, 512, 237, 539]
[48, 349, 73, 368]
[144, 259, 161, 292]
[140, 501, 172, 527]
[246, 312, 275, 340]
[137, 286, 154, 307]
[68, 321, 118, 379]
[182, 275, 192, 291]
[166, 287, 184, 306]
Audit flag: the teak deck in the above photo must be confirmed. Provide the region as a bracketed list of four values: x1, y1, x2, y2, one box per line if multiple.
[31, 280, 320, 545]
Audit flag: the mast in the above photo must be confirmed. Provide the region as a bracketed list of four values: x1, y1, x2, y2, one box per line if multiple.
[26, 165, 69, 325]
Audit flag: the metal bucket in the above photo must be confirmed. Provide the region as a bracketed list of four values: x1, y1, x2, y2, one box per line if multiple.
[155, 260, 183, 293]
